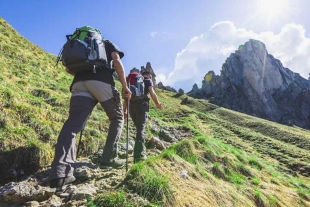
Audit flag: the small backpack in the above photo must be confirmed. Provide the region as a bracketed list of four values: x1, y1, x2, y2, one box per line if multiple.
[56, 26, 108, 73]
[127, 72, 145, 98]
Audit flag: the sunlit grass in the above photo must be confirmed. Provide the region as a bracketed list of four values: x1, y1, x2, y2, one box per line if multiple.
[0, 18, 123, 172]
[126, 162, 174, 205]
[90, 190, 134, 207]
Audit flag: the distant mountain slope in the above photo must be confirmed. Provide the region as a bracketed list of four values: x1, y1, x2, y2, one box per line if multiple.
[189, 39, 310, 129]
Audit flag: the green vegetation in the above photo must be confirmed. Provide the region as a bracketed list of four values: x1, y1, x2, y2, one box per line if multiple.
[0, 18, 111, 179]
[89, 191, 134, 207]
[126, 162, 174, 205]
[1, 18, 310, 206]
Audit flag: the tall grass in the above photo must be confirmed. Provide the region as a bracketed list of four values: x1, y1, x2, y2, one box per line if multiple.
[126, 163, 174, 205]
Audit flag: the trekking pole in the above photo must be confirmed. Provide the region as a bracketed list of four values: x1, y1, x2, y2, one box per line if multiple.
[126, 98, 130, 172]
[77, 116, 88, 159]
[77, 130, 83, 159]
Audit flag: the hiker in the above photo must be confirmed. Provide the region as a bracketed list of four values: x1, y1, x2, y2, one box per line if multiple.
[123, 69, 162, 163]
[49, 26, 131, 189]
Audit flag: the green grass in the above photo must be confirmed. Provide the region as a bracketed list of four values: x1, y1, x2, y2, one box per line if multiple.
[267, 195, 280, 207]
[173, 139, 198, 163]
[0, 18, 122, 174]
[254, 188, 268, 206]
[126, 162, 174, 205]
[227, 172, 246, 186]
[212, 162, 227, 180]
[160, 148, 177, 161]
[297, 187, 310, 201]
[251, 177, 261, 186]
[90, 190, 134, 207]
[248, 156, 263, 170]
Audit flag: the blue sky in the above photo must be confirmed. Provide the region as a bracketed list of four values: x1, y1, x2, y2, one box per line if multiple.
[1, 0, 310, 91]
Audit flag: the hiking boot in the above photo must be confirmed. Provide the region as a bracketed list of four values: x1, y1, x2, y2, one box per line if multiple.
[49, 176, 76, 188]
[100, 158, 125, 169]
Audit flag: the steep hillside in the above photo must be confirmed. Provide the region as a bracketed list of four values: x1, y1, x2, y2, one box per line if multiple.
[0, 18, 111, 182]
[0, 19, 309, 206]
[117, 90, 310, 207]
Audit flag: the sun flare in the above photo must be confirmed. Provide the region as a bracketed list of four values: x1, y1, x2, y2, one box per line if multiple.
[257, 0, 290, 19]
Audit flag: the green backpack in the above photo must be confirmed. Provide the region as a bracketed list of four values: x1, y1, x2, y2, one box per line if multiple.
[56, 26, 108, 73]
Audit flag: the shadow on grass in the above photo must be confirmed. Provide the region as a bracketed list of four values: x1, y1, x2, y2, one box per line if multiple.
[0, 146, 41, 185]
[172, 93, 182, 98]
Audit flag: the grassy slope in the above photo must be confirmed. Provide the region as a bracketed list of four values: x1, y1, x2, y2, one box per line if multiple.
[1, 18, 310, 206]
[93, 91, 310, 206]
[121, 91, 310, 207]
[0, 18, 110, 173]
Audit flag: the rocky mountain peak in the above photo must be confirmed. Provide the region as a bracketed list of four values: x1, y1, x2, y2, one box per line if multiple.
[189, 39, 310, 129]
[129, 62, 157, 86]
[141, 62, 157, 85]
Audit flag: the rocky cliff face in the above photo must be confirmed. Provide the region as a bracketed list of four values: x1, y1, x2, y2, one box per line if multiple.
[129, 62, 157, 86]
[157, 81, 177, 92]
[141, 62, 157, 86]
[188, 39, 310, 129]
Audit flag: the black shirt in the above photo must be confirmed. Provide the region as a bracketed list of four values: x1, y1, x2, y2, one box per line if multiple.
[70, 39, 124, 90]
[143, 77, 153, 96]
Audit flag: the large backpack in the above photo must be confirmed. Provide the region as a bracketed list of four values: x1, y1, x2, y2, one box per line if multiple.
[56, 26, 108, 73]
[127, 72, 145, 99]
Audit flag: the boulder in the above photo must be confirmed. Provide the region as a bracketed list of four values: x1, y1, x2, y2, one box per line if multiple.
[0, 180, 54, 204]
[157, 81, 177, 92]
[147, 137, 166, 150]
[178, 88, 184, 95]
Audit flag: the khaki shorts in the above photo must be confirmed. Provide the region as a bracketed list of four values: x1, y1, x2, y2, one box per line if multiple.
[71, 80, 115, 103]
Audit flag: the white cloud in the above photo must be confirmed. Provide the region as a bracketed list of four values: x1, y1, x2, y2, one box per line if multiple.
[165, 21, 310, 92]
[156, 73, 167, 84]
[150, 31, 157, 38]
[150, 31, 167, 38]
[151, 65, 169, 85]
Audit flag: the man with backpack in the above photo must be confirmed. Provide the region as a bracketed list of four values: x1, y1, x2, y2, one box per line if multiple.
[124, 68, 162, 163]
[49, 26, 131, 189]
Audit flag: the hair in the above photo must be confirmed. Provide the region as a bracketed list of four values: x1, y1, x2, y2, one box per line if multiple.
[142, 72, 153, 79]
[142, 71, 151, 77]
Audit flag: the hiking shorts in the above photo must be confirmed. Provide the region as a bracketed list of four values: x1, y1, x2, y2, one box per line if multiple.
[71, 80, 118, 102]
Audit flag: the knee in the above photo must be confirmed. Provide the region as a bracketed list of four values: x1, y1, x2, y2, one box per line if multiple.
[63, 121, 83, 133]
[119, 116, 124, 125]
[111, 114, 124, 126]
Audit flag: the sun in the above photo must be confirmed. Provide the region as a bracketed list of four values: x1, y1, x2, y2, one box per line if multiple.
[250, 0, 291, 29]
[257, 0, 290, 19]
